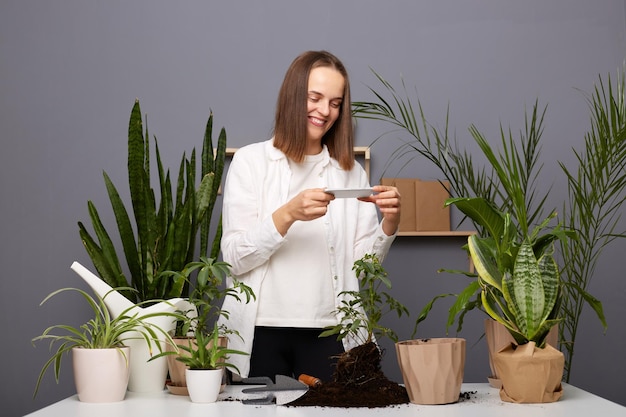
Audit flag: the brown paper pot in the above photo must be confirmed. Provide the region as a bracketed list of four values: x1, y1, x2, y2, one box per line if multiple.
[484, 319, 515, 387]
[396, 338, 466, 405]
[493, 342, 564, 403]
[485, 319, 558, 388]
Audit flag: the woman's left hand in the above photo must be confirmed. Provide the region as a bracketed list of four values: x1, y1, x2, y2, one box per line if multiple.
[360, 185, 401, 236]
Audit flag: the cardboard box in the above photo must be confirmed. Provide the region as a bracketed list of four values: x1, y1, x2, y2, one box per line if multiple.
[381, 178, 416, 232]
[381, 178, 450, 232]
[415, 179, 450, 231]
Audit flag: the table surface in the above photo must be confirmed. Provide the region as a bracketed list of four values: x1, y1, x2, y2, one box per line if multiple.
[26, 382, 625, 417]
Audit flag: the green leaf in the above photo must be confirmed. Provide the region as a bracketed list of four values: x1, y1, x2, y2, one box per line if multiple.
[511, 241, 544, 337]
[467, 235, 502, 292]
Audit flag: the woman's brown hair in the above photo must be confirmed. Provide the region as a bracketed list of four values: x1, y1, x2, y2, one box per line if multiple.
[273, 50, 354, 170]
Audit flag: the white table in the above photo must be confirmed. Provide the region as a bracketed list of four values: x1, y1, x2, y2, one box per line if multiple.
[26, 383, 625, 417]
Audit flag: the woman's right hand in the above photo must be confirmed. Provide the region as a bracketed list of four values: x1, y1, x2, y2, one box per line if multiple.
[272, 188, 335, 236]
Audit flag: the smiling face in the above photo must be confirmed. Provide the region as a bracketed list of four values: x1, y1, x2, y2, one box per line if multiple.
[305, 66, 345, 153]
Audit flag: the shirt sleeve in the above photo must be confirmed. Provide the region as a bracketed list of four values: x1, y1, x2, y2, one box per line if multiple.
[220, 147, 285, 277]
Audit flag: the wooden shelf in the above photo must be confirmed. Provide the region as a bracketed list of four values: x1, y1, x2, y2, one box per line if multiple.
[397, 230, 476, 237]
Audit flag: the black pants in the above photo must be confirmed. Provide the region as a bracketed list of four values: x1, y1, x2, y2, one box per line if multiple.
[248, 326, 344, 383]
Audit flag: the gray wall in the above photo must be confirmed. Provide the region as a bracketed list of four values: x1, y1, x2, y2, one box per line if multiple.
[2, 1, 625, 415]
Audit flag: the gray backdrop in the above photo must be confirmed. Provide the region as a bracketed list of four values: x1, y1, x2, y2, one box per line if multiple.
[2, 1, 625, 415]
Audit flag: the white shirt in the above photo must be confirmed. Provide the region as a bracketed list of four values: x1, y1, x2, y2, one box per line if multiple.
[257, 151, 336, 327]
[218, 139, 396, 377]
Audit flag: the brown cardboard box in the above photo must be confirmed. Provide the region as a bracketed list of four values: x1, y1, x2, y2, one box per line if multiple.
[381, 178, 450, 232]
[381, 178, 416, 232]
[415, 179, 450, 231]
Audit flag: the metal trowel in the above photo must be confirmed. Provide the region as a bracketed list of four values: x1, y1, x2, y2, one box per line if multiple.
[241, 375, 308, 405]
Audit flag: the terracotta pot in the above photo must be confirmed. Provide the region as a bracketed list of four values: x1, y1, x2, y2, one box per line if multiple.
[395, 338, 466, 405]
[72, 346, 130, 402]
[166, 336, 228, 395]
[186, 368, 223, 403]
[494, 341, 564, 403]
[484, 319, 558, 387]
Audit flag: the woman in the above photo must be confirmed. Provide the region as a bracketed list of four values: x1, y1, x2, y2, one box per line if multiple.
[218, 50, 401, 382]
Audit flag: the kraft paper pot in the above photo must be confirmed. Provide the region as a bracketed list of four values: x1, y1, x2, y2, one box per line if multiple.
[493, 341, 564, 403]
[395, 338, 466, 405]
[484, 319, 559, 388]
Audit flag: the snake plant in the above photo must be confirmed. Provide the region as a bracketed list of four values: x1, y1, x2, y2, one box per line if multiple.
[78, 100, 227, 303]
[452, 198, 569, 347]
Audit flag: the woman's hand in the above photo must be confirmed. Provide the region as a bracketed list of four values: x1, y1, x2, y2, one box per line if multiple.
[361, 185, 401, 236]
[272, 188, 335, 236]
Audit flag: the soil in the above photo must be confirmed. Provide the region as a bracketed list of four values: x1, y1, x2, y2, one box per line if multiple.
[287, 341, 410, 408]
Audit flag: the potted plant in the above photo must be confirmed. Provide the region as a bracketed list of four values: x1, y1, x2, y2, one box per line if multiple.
[75, 100, 228, 391]
[78, 100, 227, 304]
[32, 286, 180, 403]
[291, 254, 410, 408]
[353, 71, 614, 385]
[159, 256, 255, 395]
[450, 196, 570, 403]
[176, 322, 248, 403]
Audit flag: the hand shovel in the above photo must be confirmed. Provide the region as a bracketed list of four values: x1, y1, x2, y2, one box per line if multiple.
[241, 375, 308, 405]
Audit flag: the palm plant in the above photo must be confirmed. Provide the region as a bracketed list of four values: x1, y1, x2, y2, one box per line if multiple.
[353, 69, 618, 381]
[354, 74, 552, 334]
[558, 70, 626, 381]
[78, 100, 227, 303]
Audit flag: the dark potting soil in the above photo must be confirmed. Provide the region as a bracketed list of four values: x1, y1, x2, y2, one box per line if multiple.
[287, 341, 410, 408]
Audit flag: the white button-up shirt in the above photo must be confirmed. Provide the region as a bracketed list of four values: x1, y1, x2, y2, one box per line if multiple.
[218, 139, 396, 377]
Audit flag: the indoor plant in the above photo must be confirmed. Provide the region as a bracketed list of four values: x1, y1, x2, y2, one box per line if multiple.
[291, 253, 410, 408]
[75, 100, 227, 392]
[453, 197, 569, 402]
[440, 125, 574, 402]
[160, 256, 255, 394]
[78, 99, 227, 304]
[176, 322, 248, 403]
[557, 69, 626, 381]
[352, 71, 613, 383]
[443, 112, 575, 403]
[32, 286, 180, 402]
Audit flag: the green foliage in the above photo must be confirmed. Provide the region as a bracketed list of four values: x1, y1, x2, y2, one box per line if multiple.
[353, 74, 556, 336]
[557, 69, 626, 380]
[174, 322, 247, 371]
[78, 100, 227, 303]
[157, 257, 254, 371]
[353, 69, 622, 380]
[320, 254, 409, 345]
[160, 256, 255, 337]
[31, 287, 181, 397]
[464, 215, 565, 346]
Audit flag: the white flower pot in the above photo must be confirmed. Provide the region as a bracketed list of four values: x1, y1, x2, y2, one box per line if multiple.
[72, 347, 130, 403]
[185, 368, 223, 403]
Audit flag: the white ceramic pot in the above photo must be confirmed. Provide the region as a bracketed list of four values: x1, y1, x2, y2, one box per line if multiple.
[71, 261, 188, 392]
[72, 346, 130, 403]
[185, 368, 223, 403]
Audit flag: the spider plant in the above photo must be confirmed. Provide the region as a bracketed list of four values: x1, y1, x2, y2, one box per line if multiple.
[31, 286, 181, 397]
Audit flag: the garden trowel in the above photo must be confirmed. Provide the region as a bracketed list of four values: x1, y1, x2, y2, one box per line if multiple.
[241, 375, 308, 405]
